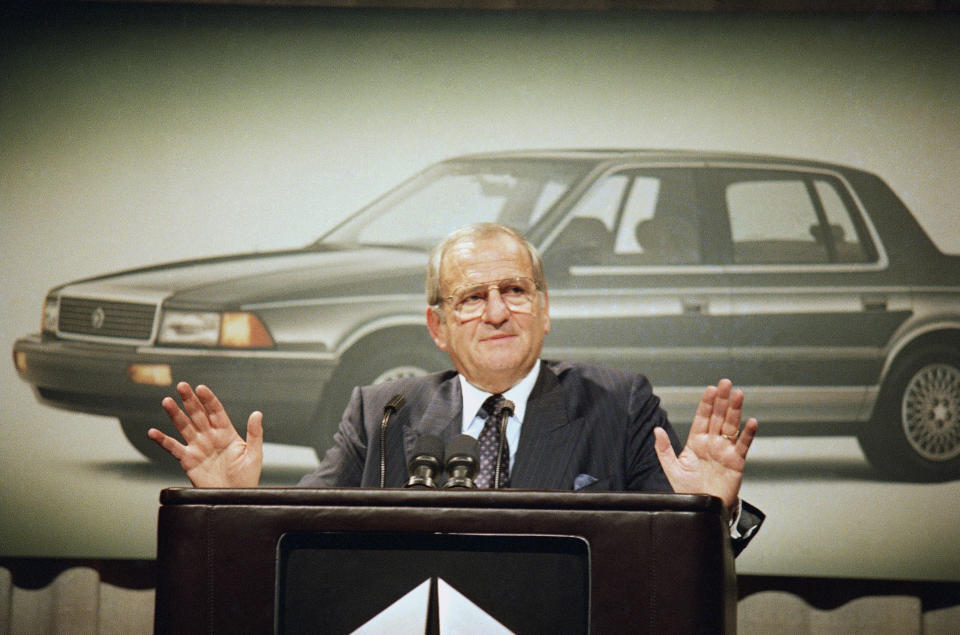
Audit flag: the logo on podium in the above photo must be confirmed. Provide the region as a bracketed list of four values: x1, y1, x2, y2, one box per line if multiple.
[353, 577, 513, 634]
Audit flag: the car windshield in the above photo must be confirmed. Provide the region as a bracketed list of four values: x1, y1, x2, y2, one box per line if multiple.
[316, 159, 592, 249]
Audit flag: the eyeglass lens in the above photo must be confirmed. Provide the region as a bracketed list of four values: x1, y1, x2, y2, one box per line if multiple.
[452, 277, 536, 318]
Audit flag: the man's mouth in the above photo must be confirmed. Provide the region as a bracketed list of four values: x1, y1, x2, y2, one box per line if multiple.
[480, 332, 516, 342]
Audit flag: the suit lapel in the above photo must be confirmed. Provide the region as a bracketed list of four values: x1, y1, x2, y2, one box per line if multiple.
[395, 364, 582, 490]
[509, 363, 580, 490]
[401, 375, 463, 464]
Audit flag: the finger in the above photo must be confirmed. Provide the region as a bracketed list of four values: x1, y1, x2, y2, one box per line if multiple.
[721, 388, 745, 438]
[708, 378, 732, 436]
[690, 384, 718, 436]
[147, 427, 186, 461]
[176, 382, 213, 433]
[653, 426, 679, 472]
[735, 418, 759, 458]
[245, 411, 264, 461]
[161, 395, 200, 442]
[194, 384, 232, 429]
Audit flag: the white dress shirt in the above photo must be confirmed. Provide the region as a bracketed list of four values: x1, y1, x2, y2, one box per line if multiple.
[458, 362, 541, 471]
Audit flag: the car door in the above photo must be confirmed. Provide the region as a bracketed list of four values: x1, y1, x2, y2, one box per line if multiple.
[700, 164, 910, 430]
[538, 165, 732, 419]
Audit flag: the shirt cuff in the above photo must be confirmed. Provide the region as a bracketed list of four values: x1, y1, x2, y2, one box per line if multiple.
[728, 497, 743, 539]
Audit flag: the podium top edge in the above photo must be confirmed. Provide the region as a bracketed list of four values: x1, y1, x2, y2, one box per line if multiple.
[159, 487, 723, 513]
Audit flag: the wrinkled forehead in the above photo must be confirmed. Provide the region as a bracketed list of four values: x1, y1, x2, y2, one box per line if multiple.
[440, 234, 533, 292]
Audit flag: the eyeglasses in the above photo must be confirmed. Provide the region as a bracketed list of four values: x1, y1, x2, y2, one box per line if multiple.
[443, 276, 540, 321]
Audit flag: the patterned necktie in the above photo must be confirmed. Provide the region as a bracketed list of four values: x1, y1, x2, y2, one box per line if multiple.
[475, 394, 510, 489]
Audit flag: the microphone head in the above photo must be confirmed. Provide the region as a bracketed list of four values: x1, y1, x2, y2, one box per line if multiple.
[385, 393, 407, 413]
[500, 399, 516, 418]
[444, 434, 479, 475]
[408, 434, 444, 471]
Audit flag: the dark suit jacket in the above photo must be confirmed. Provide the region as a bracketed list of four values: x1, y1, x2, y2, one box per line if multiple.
[298, 359, 763, 554]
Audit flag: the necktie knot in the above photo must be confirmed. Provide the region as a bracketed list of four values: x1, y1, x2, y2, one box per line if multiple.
[480, 393, 506, 420]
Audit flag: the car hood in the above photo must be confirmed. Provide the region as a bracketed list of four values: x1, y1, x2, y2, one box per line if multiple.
[52, 245, 429, 309]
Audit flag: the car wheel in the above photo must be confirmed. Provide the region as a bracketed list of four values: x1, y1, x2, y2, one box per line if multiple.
[120, 417, 175, 462]
[858, 346, 960, 481]
[314, 336, 449, 454]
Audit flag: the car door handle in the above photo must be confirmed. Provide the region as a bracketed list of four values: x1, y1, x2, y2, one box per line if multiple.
[863, 295, 888, 312]
[682, 298, 705, 314]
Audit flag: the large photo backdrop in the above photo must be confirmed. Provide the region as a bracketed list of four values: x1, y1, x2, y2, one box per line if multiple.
[2, 4, 959, 581]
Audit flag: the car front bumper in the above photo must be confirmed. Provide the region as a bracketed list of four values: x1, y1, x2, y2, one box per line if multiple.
[12, 334, 337, 446]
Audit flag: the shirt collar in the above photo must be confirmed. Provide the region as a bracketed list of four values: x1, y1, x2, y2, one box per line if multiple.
[458, 361, 541, 428]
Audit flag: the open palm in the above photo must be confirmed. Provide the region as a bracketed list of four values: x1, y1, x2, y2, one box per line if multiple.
[653, 379, 758, 512]
[147, 382, 264, 488]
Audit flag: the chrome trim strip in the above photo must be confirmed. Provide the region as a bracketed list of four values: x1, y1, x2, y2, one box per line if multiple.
[549, 288, 728, 297]
[570, 265, 726, 276]
[725, 346, 880, 361]
[654, 385, 875, 423]
[242, 294, 423, 311]
[544, 346, 729, 360]
[52, 287, 169, 305]
[549, 285, 950, 297]
[545, 345, 878, 361]
[718, 285, 915, 294]
[134, 347, 339, 361]
[571, 262, 886, 276]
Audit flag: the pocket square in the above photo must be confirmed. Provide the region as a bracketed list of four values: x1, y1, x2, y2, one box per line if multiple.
[573, 473, 599, 490]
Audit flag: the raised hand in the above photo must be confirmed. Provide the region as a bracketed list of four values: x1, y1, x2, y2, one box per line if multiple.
[147, 382, 264, 488]
[653, 378, 758, 512]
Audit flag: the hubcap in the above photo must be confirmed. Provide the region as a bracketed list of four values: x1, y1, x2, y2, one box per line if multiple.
[902, 363, 960, 462]
[372, 365, 429, 385]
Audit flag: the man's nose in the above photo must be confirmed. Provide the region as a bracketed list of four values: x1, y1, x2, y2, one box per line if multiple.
[482, 288, 511, 322]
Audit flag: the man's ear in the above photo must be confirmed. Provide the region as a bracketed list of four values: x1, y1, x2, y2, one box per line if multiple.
[426, 306, 448, 351]
[542, 291, 551, 334]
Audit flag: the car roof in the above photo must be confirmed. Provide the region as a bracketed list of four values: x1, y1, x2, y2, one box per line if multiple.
[448, 148, 858, 173]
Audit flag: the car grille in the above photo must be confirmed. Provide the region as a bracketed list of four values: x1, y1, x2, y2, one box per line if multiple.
[58, 297, 157, 341]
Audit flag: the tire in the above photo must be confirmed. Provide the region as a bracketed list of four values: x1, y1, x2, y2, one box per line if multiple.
[314, 334, 449, 453]
[120, 417, 175, 462]
[858, 345, 960, 481]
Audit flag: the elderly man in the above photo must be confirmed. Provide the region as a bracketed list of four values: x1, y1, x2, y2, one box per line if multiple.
[149, 222, 762, 550]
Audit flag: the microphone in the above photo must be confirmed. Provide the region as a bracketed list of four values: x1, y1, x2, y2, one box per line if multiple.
[442, 434, 479, 489]
[405, 434, 444, 489]
[378, 393, 407, 488]
[494, 399, 515, 489]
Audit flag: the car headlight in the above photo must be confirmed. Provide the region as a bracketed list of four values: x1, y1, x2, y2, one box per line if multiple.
[42, 296, 59, 333]
[158, 311, 221, 346]
[158, 311, 274, 348]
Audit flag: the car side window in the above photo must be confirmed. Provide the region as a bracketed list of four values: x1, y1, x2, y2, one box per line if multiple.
[543, 174, 626, 266]
[727, 179, 828, 264]
[548, 169, 702, 266]
[723, 172, 871, 265]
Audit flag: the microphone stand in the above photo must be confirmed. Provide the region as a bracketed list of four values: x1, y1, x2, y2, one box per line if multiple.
[378, 394, 406, 488]
[493, 400, 515, 489]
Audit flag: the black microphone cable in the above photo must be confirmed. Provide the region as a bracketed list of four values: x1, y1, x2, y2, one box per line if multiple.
[494, 399, 515, 489]
[379, 393, 407, 488]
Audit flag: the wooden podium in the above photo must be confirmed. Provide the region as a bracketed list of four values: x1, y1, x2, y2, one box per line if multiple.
[155, 488, 736, 633]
